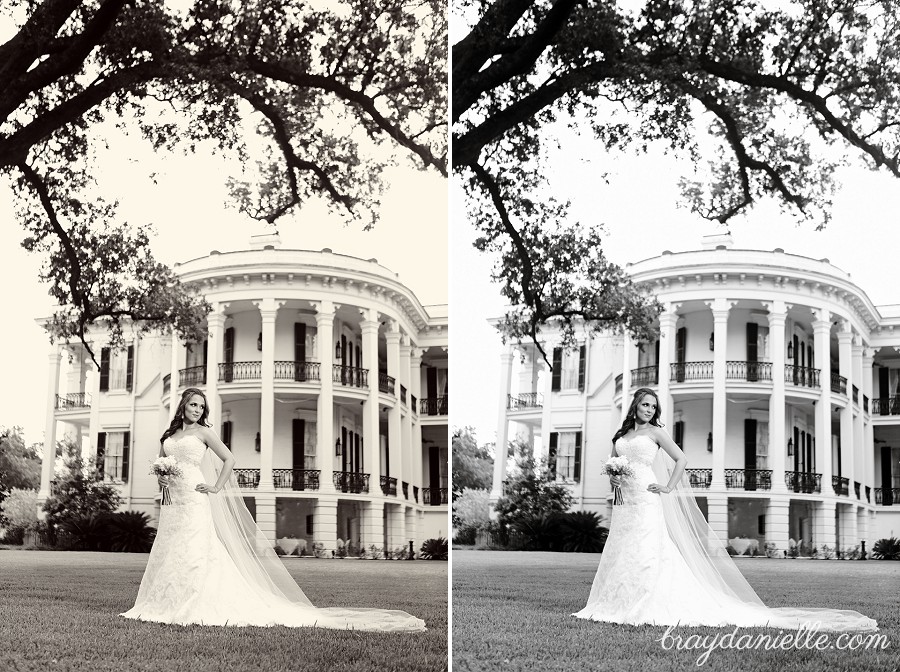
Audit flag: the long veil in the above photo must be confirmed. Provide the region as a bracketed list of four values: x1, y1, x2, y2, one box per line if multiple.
[650, 449, 877, 632]
[199, 449, 427, 631]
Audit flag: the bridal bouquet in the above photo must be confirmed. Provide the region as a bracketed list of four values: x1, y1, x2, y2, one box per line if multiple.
[150, 456, 183, 506]
[601, 456, 635, 505]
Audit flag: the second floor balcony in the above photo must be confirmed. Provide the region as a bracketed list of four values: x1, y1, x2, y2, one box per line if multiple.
[872, 396, 900, 416]
[507, 393, 542, 410]
[334, 470, 370, 494]
[620, 363, 824, 391]
[785, 471, 822, 494]
[422, 487, 448, 506]
[874, 487, 900, 506]
[420, 396, 448, 416]
[56, 393, 91, 410]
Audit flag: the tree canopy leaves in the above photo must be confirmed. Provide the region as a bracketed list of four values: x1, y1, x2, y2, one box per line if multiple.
[453, 0, 900, 353]
[2, 0, 447, 360]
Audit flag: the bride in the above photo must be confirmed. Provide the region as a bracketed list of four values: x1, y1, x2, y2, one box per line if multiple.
[572, 387, 877, 632]
[120, 387, 425, 631]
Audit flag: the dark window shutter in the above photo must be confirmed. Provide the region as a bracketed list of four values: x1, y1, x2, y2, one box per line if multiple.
[122, 431, 130, 483]
[295, 323, 307, 381]
[356, 433, 362, 473]
[578, 345, 586, 391]
[292, 419, 305, 470]
[758, 514, 766, 536]
[356, 344, 361, 369]
[574, 431, 582, 483]
[224, 327, 235, 383]
[126, 345, 135, 391]
[221, 420, 232, 449]
[674, 420, 684, 448]
[548, 432, 558, 479]
[747, 323, 759, 382]
[551, 348, 562, 391]
[96, 432, 107, 480]
[306, 514, 314, 536]
[99, 348, 110, 391]
[675, 327, 687, 382]
[202, 340, 209, 384]
[744, 419, 757, 490]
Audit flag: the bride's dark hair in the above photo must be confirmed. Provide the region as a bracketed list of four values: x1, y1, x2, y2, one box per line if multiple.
[612, 387, 663, 445]
[161, 387, 211, 444]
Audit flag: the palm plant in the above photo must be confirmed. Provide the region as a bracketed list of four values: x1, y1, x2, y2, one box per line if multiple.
[106, 511, 156, 553]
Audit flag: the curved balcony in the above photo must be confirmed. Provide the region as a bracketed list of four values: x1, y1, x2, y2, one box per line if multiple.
[725, 468, 772, 491]
[785, 471, 822, 494]
[402, 481, 409, 499]
[333, 470, 370, 493]
[273, 468, 320, 491]
[378, 373, 395, 395]
[380, 475, 398, 496]
[507, 393, 542, 410]
[332, 365, 368, 389]
[854, 481, 861, 500]
[685, 468, 711, 489]
[420, 396, 448, 416]
[163, 374, 171, 394]
[832, 475, 849, 496]
[400, 385, 407, 405]
[413, 485, 419, 502]
[872, 396, 900, 415]
[235, 468, 260, 489]
[179, 365, 206, 387]
[422, 487, 448, 506]
[218, 361, 261, 382]
[275, 361, 320, 382]
[784, 365, 820, 389]
[631, 365, 659, 387]
[56, 393, 91, 410]
[831, 373, 848, 396]
[670, 361, 713, 382]
[874, 488, 899, 505]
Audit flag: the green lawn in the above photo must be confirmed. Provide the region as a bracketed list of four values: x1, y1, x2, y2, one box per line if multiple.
[0, 550, 447, 672]
[452, 550, 899, 672]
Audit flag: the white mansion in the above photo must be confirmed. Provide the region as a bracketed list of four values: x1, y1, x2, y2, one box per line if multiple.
[38, 234, 449, 553]
[493, 234, 900, 556]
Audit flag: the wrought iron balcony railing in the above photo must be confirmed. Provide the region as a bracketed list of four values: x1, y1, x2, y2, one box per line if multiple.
[725, 468, 772, 491]
[400, 385, 407, 405]
[178, 365, 206, 387]
[831, 373, 848, 396]
[685, 468, 712, 489]
[863, 395, 869, 413]
[413, 485, 419, 502]
[332, 365, 368, 389]
[854, 481, 861, 499]
[380, 475, 397, 496]
[402, 481, 409, 499]
[832, 475, 849, 496]
[163, 374, 171, 394]
[420, 396, 448, 416]
[785, 365, 820, 389]
[872, 396, 900, 415]
[671, 361, 713, 382]
[507, 393, 542, 410]
[615, 374, 623, 394]
[422, 487, 448, 506]
[785, 471, 822, 494]
[874, 487, 900, 506]
[218, 361, 261, 382]
[726, 361, 773, 382]
[333, 471, 369, 494]
[630, 365, 658, 387]
[410, 394, 417, 414]
[274, 361, 321, 382]
[234, 469, 260, 489]
[378, 373, 396, 395]
[852, 385, 859, 404]
[273, 468, 320, 491]
[865, 485, 871, 503]
[56, 393, 91, 410]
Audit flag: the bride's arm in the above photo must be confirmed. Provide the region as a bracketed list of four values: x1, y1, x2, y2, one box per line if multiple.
[650, 426, 687, 493]
[197, 427, 236, 493]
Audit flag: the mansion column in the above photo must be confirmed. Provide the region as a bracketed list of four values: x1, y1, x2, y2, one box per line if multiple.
[386, 323, 402, 494]
[399, 336, 413, 496]
[253, 298, 281, 542]
[314, 301, 337, 494]
[410, 347, 424, 504]
[837, 323, 854, 496]
[169, 331, 180, 419]
[812, 310, 833, 515]
[360, 310, 381, 491]
[491, 344, 515, 505]
[862, 348, 875, 504]
[852, 338, 864, 503]
[38, 348, 62, 508]
[709, 299, 730, 490]
[657, 306, 678, 430]
[766, 302, 788, 494]
[205, 304, 227, 432]
[620, 332, 633, 422]
[313, 500, 338, 555]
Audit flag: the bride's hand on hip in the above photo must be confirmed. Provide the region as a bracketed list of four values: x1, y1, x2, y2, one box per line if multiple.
[195, 483, 220, 494]
[647, 483, 671, 494]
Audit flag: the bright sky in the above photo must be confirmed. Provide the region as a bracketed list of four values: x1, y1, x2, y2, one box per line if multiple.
[450, 125, 900, 446]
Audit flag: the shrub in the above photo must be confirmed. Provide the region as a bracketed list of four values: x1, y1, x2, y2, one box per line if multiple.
[420, 537, 448, 560]
[2, 526, 25, 545]
[453, 488, 491, 529]
[453, 525, 479, 545]
[557, 511, 608, 553]
[106, 511, 155, 553]
[59, 513, 110, 551]
[0, 488, 38, 530]
[872, 537, 900, 560]
[43, 454, 121, 533]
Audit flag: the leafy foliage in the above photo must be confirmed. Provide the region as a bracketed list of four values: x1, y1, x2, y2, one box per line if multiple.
[1, 1, 447, 360]
[42, 451, 122, 533]
[0, 427, 41, 499]
[494, 453, 574, 535]
[451, 427, 494, 497]
[557, 511, 608, 553]
[872, 537, 900, 561]
[454, 1, 900, 355]
[105, 511, 156, 553]
[419, 537, 448, 560]
[0, 487, 38, 535]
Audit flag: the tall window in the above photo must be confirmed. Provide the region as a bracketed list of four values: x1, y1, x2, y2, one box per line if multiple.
[97, 431, 130, 483]
[560, 350, 580, 390]
[550, 431, 582, 482]
[99, 346, 134, 392]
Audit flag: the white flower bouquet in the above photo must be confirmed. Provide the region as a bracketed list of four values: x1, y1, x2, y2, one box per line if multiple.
[601, 455, 635, 506]
[150, 456, 183, 505]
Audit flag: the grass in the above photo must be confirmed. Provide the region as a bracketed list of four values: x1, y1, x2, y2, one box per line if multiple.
[0, 550, 447, 672]
[452, 550, 899, 672]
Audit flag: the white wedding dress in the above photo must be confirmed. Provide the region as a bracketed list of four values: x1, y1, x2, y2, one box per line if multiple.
[121, 434, 425, 631]
[572, 434, 877, 631]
